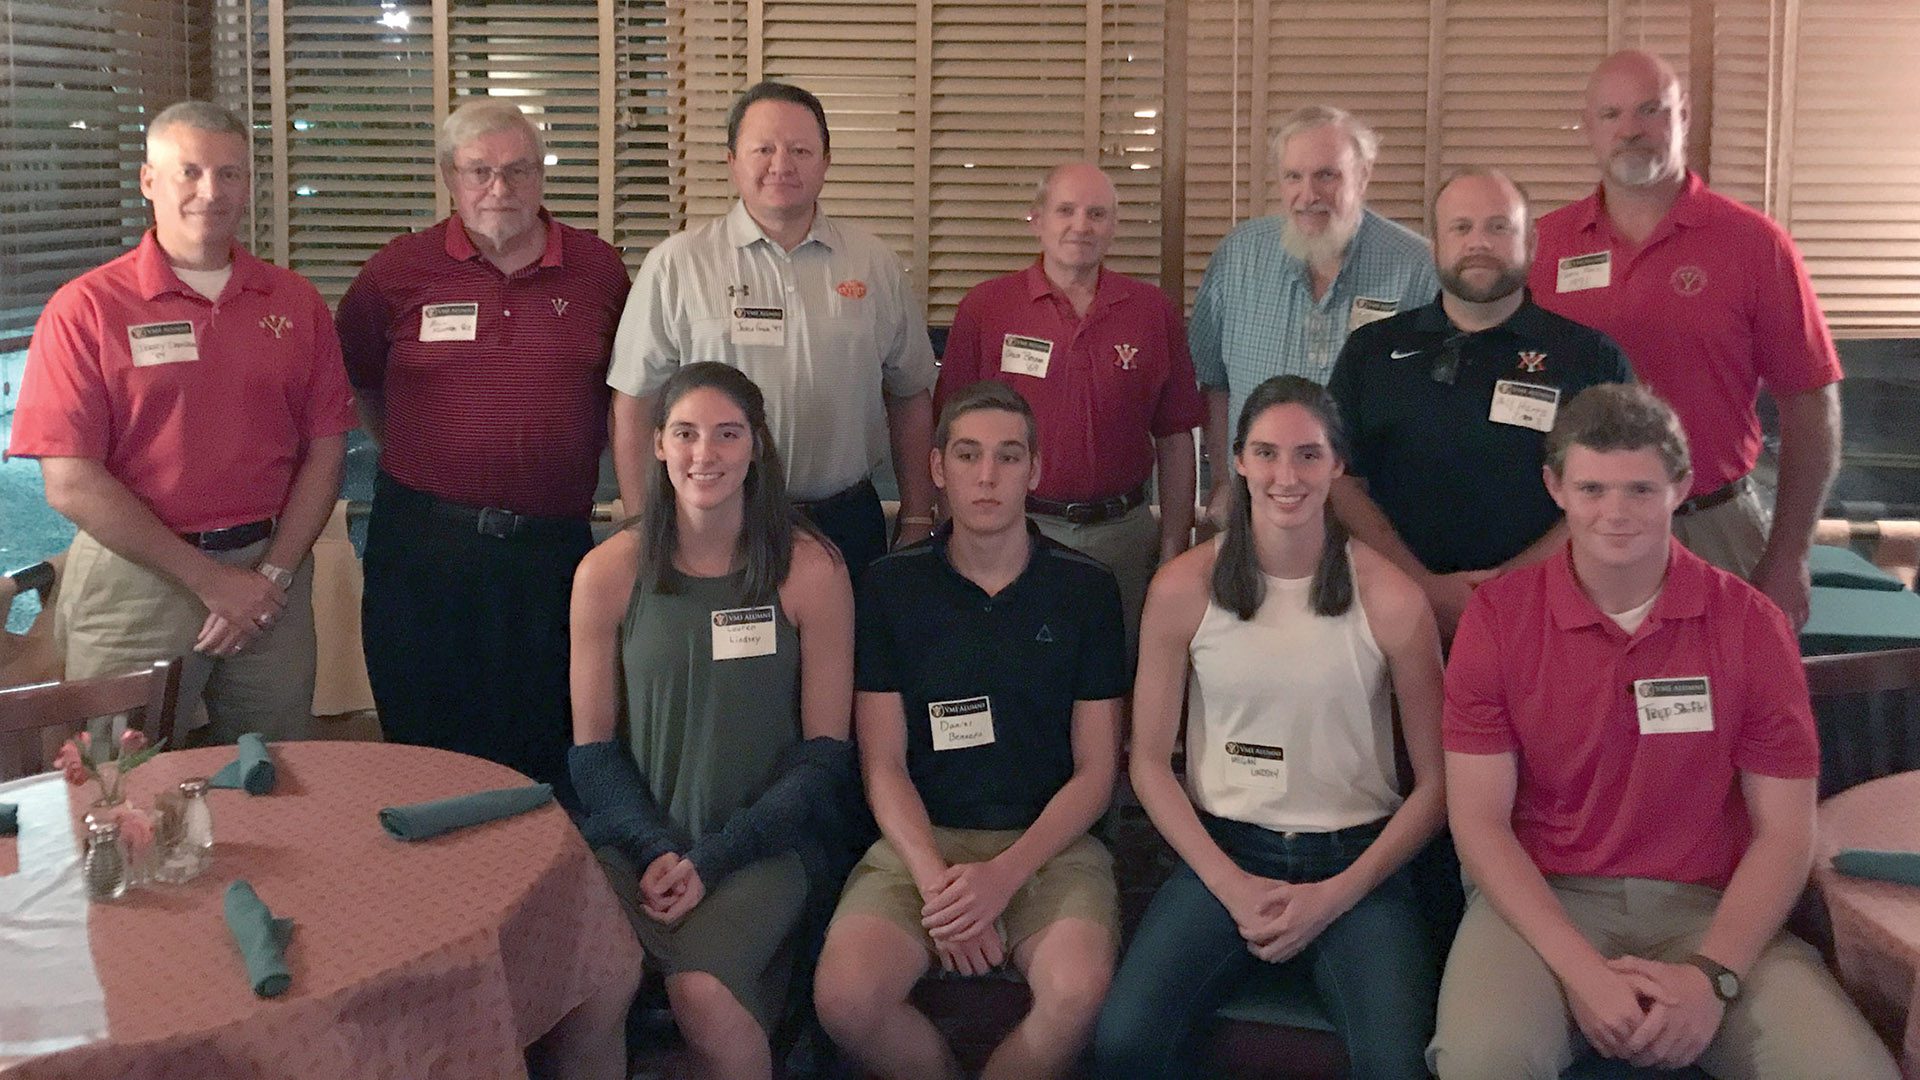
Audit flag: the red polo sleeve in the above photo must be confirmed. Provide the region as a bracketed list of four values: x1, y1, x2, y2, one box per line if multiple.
[1443, 590, 1520, 755]
[8, 286, 112, 460]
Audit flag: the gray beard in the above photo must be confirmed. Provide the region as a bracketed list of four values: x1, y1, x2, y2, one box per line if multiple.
[1607, 150, 1669, 188]
[1280, 212, 1360, 267]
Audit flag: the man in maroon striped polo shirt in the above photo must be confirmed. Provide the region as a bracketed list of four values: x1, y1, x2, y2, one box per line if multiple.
[336, 100, 630, 802]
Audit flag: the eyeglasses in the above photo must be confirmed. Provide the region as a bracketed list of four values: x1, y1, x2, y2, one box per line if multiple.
[451, 160, 542, 190]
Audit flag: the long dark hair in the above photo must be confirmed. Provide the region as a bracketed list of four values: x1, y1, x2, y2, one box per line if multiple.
[631, 362, 829, 603]
[1211, 375, 1354, 620]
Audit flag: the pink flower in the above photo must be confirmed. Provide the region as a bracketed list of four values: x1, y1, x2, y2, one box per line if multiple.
[53, 740, 89, 787]
[119, 729, 148, 755]
[107, 805, 156, 855]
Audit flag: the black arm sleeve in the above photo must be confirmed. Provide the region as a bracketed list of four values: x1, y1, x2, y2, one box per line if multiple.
[568, 740, 688, 868]
[686, 736, 857, 887]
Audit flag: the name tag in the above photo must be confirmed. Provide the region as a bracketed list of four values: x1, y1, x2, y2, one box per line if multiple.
[1635, 677, 1713, 735]
[1556, 251, 1612, 293]
[127, 321, 199, 366]
[1349, 297, 1397, 331]
[929, 695, 995, 751]
[999, 334, 1054, 379]
[1489, 380, 1561, 432]
[729, 306, 786, 347]
[419, 302, 479, 342]
[1224, 741, 1287, 793]
[710, 605, 776, 661]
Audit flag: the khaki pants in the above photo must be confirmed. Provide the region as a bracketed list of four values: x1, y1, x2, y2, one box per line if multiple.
[1674, 483, 1770, 580]
[1033, 502, 1159, 661]
[56, 531, 317, 743]
[1429, 877, 1897, 1080]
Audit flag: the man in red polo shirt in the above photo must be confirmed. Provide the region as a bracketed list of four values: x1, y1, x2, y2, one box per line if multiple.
[335, 100, 629, 801]
[1530, 49, 1841, 630]
[936, 161, 1204, 651]
[9, 100, 356, 743]
[1429, 384, 1892, 1079]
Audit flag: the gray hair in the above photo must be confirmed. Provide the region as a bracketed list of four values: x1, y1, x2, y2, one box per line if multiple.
[1028, 161, 1118, 217]
[147, 101, 249, 157]
[1269, 104, 1379, 171]
[438, 99, 544, 166]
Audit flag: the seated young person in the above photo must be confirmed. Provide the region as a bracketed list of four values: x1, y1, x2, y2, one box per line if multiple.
[812, 381, 1128, 1080]
[1430, 383, 1897, 1079]
[1093, 375, 1448, 1080]
[567, 362, 856, 1080]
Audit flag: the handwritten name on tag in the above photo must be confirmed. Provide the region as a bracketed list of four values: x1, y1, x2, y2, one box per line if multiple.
[711, 605, 776, 661]
[929, 695, 995, 751]
[1635, 677, 1713, 735]
[1224, 741, 1287, 794]
[128, 321, 199, 366]
[1556, 251, 1612, 293]
[419, 302, 479, 342]
[1490, 380, 1561, 432]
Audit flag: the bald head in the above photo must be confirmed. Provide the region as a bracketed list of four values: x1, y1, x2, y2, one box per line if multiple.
[1029, 162, 1117, 280]
[1583, 50, 1689, 189]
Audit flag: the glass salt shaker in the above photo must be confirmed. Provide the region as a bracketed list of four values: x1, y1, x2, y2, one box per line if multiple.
[180, 776, 214, 860]
[155, 778, 214, 883]
[84, 818, 129, 902]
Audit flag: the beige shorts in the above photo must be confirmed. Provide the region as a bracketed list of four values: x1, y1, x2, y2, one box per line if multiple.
[831, 828, 1119, 956]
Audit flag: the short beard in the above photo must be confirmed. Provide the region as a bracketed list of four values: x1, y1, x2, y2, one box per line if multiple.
[1439, 261, 1527, 305]
[1606, 149, 1670, 188]
[1280, 209, 1360, 268]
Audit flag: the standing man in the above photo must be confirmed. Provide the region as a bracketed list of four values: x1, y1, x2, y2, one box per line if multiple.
[1329, 168, 1632, 638]
[1190, 104, 1437, 525]
[9, 101, 354, 742]
[813, 382, 1126, 1080]
[1429, 384, 1895, 1080]
[937, 162, 1204, 651]
[609, 81, 939, 578]
[1531, 50, 1842, 629]
[335, 100, 630, 798]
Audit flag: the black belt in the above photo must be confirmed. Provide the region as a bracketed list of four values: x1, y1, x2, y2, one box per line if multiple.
[180, 519, 273, 552]
[795, 477, 877, 514]
[1674, 476, 1750, 517]
[426, 498, 585, 541]
[1026, 485, 1148, 526]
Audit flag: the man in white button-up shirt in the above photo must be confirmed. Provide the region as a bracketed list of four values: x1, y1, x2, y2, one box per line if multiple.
[608, 81, 939, 578]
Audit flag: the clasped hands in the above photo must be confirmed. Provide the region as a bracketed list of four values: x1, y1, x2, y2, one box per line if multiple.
[1219, 872, 1352, 965]
[194, 562, 288, 657]
[918, 859, 1022, 976]
[639, 852, 707, 923]
[1567, 955, 1726, 1070]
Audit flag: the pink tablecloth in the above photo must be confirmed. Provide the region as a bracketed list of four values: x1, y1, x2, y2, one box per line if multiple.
[6, 741, 641, 1079]
[1816, 771, 1920, 1079]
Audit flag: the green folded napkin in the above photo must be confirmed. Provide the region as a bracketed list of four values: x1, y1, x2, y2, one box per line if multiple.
[377, 783, 553, 841]
[0, 802, 16, 836]
[210, 733, 277, 795]
[1801, 586, 1920, 655]
[223, 879, 294, 997]
[1832, 849, 1920, 887]
[1809, 545, 1907, 592]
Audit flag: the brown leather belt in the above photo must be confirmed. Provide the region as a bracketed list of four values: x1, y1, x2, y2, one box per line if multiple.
[1674, 476, 1750, 517]
[1026, 485, 1148, 526]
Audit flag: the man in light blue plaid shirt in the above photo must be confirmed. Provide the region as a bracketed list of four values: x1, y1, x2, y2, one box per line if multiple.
[1191, 105, 1437, 524]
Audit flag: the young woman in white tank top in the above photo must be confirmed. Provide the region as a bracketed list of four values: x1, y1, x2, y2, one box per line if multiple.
[1093, 375, 1448, 1080]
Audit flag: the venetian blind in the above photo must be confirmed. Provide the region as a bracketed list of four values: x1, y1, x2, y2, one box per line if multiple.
[2, 1, 206, 371]
[1779, 2, 1920, 335]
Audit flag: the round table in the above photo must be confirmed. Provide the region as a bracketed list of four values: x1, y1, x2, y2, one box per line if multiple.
[1816, 770, 1920, 1077]
[1, 741, 641, 1079]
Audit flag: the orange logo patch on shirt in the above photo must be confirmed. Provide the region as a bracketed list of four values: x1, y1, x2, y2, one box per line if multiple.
[836, 280, 868, 300]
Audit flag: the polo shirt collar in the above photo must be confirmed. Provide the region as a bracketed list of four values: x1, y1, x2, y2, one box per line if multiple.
[1573, 169, 1710, 239]
[445, 209, 565, 270]
[132, 229, 273, 302]
[1022, 260, 1121, 316]
[725, 199, 835, 253]
[929, 518, 1049, 596]
[1409, 290, 1553, 342]
[1545, 536, 1709, 633]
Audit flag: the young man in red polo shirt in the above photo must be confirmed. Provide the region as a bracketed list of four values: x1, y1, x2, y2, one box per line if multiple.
[1429, 384, 1893, 1079]
[9, 100, 356, 743]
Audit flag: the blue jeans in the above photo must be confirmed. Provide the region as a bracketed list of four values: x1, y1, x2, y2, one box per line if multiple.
[1093, 815, 1440, 1080]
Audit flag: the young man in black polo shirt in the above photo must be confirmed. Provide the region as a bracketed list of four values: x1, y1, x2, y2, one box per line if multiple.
[813, 381, 1127, 1080]
[1328, 167, 1632, 641]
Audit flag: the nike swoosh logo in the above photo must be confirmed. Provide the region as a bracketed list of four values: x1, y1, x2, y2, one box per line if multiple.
[1390, 348, 1422, 359]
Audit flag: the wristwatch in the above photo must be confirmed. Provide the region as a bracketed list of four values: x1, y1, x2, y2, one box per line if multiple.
[1685, 952, 1742, 1003]
[257, 563, 295, 590]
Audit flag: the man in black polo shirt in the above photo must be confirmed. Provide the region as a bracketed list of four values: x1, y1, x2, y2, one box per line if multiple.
[1328, 167, 1632, 640]
[813, 380, 1127, 1080]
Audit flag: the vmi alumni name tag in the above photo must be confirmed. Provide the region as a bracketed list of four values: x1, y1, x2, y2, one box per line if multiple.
[419, 302, 479, 342]
[930, 695, 995, 751]
[711, 605, 776, 660]
[1225, 741, 1287, 794]
[128, 321, 199, 366]
[1635, 677, 1713, 735]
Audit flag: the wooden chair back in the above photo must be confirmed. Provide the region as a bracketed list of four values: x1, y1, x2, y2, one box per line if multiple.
[1803, 647, 1920, 798]
[0, 658, 183, 751]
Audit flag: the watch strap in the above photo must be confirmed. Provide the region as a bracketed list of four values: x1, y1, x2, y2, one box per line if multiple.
[257, 563, 295, 590]
[1684, 952, 1740, 1002]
